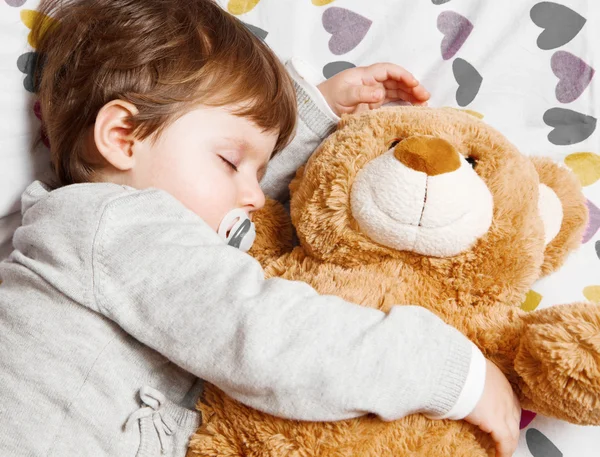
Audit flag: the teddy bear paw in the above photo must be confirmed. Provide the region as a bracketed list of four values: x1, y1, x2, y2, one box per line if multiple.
[515, 302, 600, 425]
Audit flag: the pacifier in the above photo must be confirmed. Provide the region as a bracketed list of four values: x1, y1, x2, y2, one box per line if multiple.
[217, 208, 256, 252]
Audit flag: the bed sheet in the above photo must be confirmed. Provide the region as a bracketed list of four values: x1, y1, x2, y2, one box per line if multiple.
[217, 0, 600, 456]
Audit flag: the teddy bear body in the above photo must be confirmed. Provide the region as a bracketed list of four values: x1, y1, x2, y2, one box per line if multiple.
[188, 107, 599, 457]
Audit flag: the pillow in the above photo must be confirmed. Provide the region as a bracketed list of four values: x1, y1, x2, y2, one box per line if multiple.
[1, 0, 49, 259]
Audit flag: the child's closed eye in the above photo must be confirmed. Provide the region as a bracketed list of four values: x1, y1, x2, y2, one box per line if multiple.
[219, 155, 238, 172]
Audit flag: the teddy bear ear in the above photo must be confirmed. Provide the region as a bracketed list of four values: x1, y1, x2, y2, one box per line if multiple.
[530, 157, 588, 277]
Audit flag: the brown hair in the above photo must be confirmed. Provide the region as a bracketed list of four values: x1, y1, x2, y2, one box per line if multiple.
[32, 0, 297, 186]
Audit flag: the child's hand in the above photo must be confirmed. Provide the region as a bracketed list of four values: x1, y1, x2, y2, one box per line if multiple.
[465, 359, 522, 457]
[317, 63, 430, 116]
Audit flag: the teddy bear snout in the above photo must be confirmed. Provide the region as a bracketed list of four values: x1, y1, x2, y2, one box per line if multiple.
[350, 133, 494, 257]
[393, 136, 461, 177]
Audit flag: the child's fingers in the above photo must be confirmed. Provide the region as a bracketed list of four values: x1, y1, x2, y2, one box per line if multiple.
[378, 73, 430, 102]
[384, 88, 428, 105]
[389, 84, 430, 101]
[353, 102, 372, 114]
[341, 85, 385, 108]
[362, 63, 419, 88]
[491, 411, 520, 457]
[492, 426, 519, 457]
[411, 84, 431, 101]
[367, 99, 387, 110]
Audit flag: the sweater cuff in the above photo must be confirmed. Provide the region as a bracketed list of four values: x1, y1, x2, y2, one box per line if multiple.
[425, 343, 486, 420]
[285, 58, 339, 139]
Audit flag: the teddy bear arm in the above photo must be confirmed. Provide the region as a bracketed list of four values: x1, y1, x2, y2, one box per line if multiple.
[514, 301, 600, 425]
[440, 300, 600, 425]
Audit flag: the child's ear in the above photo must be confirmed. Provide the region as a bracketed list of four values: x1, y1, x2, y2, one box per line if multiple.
[94, 100, 139, 171]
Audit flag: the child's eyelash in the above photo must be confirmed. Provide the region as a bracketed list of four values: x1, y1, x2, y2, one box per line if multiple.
[219, 155, 238, 172]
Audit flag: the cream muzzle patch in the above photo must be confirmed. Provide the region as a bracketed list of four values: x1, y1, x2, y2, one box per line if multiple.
[351, 137, 494, 257]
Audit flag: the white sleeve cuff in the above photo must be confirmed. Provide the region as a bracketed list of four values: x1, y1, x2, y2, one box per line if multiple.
[427, 344, 486, 420]
[285, 57, 340, 124]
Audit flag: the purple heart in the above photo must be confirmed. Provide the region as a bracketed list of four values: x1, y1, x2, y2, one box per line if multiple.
[437, 11, 473, 60]
[33, 101, 42, 121]
[520, 409, 537, 429]
[552, 51, 595, 103]
[583, 200, 600, 243]
[322, 7, 372, 56]
[4, 0, 27, 6]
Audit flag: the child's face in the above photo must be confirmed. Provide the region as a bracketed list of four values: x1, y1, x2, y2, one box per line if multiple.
[131, 105, 278, 232]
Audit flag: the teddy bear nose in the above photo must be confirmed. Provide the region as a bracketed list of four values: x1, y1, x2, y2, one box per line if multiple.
[393, 136, 462, 176]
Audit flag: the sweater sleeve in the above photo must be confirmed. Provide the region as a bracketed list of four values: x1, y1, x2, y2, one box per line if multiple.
[91, 189, 482, 422]
[260, 58, 340, 203]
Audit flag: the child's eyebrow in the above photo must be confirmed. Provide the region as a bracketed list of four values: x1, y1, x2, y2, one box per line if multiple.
[222, 137, 254, 154]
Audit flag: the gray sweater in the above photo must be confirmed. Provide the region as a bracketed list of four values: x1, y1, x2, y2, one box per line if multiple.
[0, 76, 481, 457]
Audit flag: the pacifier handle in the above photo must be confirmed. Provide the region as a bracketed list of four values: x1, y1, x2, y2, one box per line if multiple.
[217, 209, 256, 253]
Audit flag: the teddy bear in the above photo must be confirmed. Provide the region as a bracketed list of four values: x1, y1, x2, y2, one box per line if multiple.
[187, 107, 600, 457]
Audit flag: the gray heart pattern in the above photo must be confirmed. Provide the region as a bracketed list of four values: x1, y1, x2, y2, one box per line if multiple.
[530, 2, 586, 50]
[323, 61, 356, 79]
[453, 58, 482, 107]
[242, 22, 268, 41]
[526, 429, 563, 457]
[544, 108, 597, 146]
[16, 52, 39, 93]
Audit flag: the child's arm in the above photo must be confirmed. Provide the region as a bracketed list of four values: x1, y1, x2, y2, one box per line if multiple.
[92, 190, 483, 423]
[260, 59, 340, 203]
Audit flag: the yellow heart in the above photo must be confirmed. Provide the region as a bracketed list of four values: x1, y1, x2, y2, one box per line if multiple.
[461, 109, 484, 119]
[312, 0, 336, 5]
[583, 286, 600, 303]
[444, 107, 484, 119]
[521, 290, 542, 312]
[20, 10, 58, 48]
[228, 0, 261, 15]
[564, 152, 600, 187]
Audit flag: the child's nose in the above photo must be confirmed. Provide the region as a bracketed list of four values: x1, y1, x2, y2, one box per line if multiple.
[240, 179, 266, 210]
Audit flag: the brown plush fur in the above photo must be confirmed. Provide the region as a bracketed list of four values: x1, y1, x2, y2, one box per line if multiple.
[188, 107, 598, 457]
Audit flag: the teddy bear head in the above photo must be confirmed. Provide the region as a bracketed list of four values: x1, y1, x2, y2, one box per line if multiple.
[288, 107, 587, 288]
